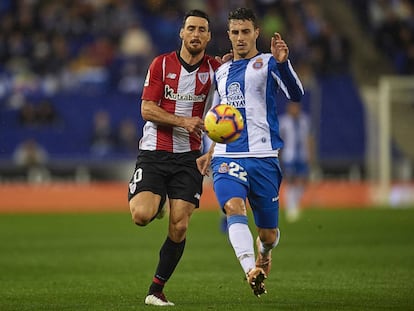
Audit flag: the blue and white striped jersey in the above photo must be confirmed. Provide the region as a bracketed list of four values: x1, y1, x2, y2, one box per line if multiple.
[279, 112, 310, 163]
[212, 53, 304, 158]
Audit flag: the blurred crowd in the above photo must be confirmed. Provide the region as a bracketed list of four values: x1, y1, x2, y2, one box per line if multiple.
[0, 0, 359, 102]
[1, 0, 412, 101]
[0, 0, 156, 99]
[349, 0, 414, 74]
[1, 0, 412, 175]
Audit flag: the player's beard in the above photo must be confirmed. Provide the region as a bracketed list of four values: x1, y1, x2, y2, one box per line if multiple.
[185, 40, 205, 56]
[234, 45, 250, 59]
[236, 51, 248, 59]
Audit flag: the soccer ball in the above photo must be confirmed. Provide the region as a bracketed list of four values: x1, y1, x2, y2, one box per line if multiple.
[204, 104, 244, 143]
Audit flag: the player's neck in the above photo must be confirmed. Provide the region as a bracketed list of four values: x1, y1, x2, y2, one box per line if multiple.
[179, 48, 205, 66]
[234, 48, 259, 61]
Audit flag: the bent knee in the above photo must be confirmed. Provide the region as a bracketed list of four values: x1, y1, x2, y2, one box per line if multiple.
[130, 204, 151, 226]
[169, 222, 189, 242]
[173, 223, 189, 236]
[259, 228, 279, 245]
[224, 197, 246, 215]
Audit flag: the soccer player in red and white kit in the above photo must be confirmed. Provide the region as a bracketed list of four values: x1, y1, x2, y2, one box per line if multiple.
[127, 10, 221, 306]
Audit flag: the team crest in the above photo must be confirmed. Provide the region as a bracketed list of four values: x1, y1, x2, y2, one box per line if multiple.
[198, 72, 209, 84]
[253, 58, 263, 69]
[218, 162, 229, 173]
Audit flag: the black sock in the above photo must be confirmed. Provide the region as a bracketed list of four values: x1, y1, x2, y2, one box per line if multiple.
[148, 237, 186, 294]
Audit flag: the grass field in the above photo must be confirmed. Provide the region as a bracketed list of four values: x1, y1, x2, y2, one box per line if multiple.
[1, 208, 414, 310]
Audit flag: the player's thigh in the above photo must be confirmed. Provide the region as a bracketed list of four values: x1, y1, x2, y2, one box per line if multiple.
[167, 159, 203, 208]
[211, 157, 249, 210]
[247, 158, 282, 229]
[128, 158, 167, 214]
[129, 191, 162, 218]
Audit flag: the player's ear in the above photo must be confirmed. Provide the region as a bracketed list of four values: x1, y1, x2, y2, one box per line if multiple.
[179, 28, 184, 39]
[255, 27, 260, 40]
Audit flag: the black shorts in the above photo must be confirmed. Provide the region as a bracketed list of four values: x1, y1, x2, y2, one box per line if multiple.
[128, 150, 203, 208]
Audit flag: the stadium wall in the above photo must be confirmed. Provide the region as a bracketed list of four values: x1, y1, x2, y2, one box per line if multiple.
[1, 181, 406, 213]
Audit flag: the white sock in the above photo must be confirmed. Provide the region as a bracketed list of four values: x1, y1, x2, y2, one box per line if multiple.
[286, 186, 298, 212]
[294, 185, 304, 206]
[228, 222, 255, 274]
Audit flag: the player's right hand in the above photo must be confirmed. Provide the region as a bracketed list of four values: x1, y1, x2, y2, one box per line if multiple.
[183, 116, 204, 138]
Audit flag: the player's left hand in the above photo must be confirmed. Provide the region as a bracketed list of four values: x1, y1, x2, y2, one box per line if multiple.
[196, 152, 212, 176]
[271, 32, 289, 63]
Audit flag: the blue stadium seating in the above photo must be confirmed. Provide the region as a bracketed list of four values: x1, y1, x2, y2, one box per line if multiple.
[1, 74, 366, 171]
[317, 74, 366, 166]
[0, 92, 142, 159]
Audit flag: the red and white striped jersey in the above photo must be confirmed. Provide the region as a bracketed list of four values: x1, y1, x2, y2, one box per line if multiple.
[139, 51, 220, 153]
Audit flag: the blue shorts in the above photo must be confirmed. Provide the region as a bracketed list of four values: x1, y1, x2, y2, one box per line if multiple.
[282, 160, 309, 180]
[211, 157, 282, 229]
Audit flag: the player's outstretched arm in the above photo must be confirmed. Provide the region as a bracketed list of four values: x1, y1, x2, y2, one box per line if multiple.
[270, 33, 304, 101]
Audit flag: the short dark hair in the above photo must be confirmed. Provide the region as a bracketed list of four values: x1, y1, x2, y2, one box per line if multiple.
[182, 9, 210, 29]
[228, 7, 258, 29]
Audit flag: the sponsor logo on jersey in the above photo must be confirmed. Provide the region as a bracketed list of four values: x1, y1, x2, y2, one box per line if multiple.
[218, 162, 229, 173]
[197, 72, 209, 84]
[166, 72, 177, 79]
[227, 82, 245, 108]
[253, 58, 263, 69]
[164, 85, 206, 102]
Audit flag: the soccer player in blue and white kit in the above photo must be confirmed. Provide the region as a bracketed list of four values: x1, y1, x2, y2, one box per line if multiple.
[279, 101, 313, 222]
[198, 7, 304, 296]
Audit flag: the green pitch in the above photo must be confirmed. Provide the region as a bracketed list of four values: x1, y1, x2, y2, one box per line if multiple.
[1, 208, 413, 310]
